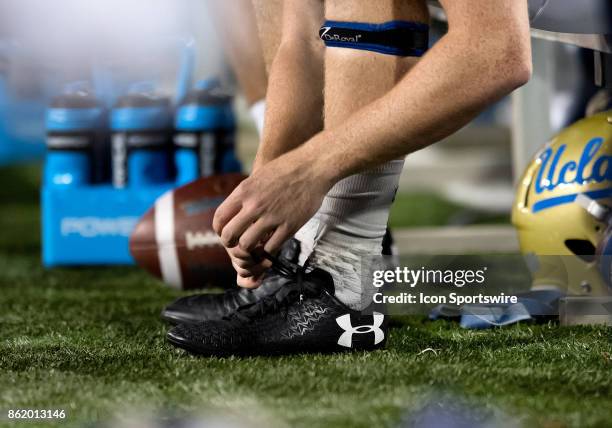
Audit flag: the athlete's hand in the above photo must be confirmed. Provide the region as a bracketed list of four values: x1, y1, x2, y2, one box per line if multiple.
[213, 150, 333, 287]
[225, 244, 271, 289]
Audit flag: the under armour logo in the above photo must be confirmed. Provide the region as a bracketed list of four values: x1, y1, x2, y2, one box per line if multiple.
[336, 313, 385, 348]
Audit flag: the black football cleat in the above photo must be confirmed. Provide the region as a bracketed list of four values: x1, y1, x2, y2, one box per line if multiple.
[382, 227, 396, 256]
[161, 238, 301, 324]
[161, 275, 287, 324]
[167, 256, 387, 356]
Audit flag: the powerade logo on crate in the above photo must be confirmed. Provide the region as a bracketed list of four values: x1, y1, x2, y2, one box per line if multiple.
[533, 137, 612, 213]
[61, 216, 139, 238]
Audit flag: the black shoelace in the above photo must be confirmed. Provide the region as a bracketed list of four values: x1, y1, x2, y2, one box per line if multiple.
[225, 253, 321, 322]
[219, 255, 286, 303]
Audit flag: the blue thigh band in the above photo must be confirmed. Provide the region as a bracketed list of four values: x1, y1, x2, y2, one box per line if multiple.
[319, 20, 429, 57]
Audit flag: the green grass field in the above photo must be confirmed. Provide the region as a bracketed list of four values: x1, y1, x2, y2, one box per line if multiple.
[1, 165, 611, 428]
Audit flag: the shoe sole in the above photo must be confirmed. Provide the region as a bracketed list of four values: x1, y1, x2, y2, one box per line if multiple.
[166, 330, 244, 357]
[166, 330, 386, 357]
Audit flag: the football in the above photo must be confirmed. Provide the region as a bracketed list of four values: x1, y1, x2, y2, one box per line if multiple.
[129, 173, 247, 289]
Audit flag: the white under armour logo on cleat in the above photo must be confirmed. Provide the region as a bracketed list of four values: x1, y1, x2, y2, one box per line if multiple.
[336, 313, 385, 348]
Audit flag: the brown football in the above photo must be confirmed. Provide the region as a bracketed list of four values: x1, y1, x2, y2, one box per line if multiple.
[129, 173, 247, 289]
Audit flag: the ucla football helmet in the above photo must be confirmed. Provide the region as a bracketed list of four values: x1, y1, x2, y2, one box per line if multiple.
[512, 111, 612, 296]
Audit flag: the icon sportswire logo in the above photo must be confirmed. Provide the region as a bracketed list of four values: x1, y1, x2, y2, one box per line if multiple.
[336, 313, 385, 348]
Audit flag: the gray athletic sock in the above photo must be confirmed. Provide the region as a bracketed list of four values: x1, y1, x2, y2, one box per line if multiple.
[308, 232, 381, 310]
[296, 159, 404, 309]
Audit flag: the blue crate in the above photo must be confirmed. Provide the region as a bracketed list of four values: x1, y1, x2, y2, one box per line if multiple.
[41, 184, 173, 267]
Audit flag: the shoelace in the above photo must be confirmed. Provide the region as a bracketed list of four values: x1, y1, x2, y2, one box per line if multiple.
[225, 253, 321, 322]
[218, 255, 287, 306]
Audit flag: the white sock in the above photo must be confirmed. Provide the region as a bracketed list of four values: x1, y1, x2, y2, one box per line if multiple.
[297, 159, 404, 309]
[249, 99, 266, 137]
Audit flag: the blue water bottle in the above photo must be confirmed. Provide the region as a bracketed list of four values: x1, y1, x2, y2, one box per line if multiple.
[45, 83, 105, 187]
[111, 83, 173, 188]
[174, 79, 241, 185]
